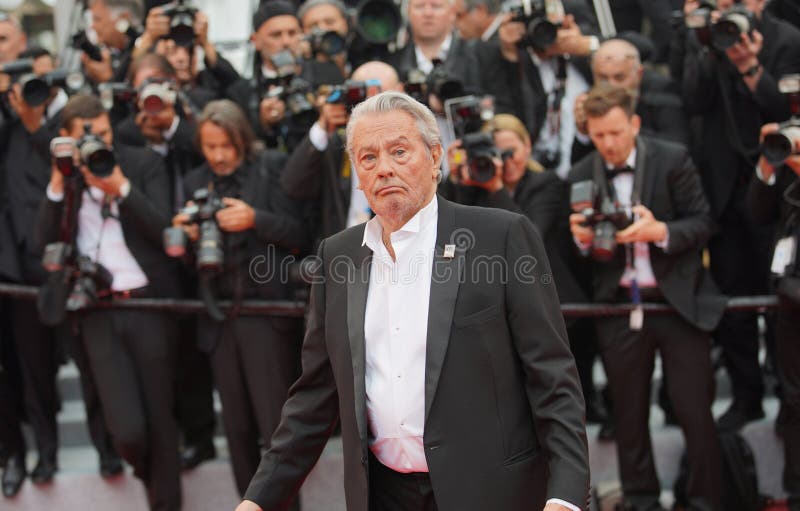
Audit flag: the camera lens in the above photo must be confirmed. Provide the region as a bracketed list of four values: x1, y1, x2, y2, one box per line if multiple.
[527, 19, 558, 50]
[357, 0, 401, 44]
[591, 221, 618, 262]
[142, 93, 166, 114]
[317, 31, 346, 56]
[196, 221, 224, 272]
[163, 226, 189, 258]
[80, 139, 116, 178]
[21, 77, 50, 107]
[468, 154, 497, 183]
[762, 130, 799, 164]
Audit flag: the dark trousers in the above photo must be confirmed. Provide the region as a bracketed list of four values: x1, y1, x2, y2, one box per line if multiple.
[206, 315, 301, 498]
[776, 300, 800, 509]
[596, 312, 722, 511]
[175, 317, 216, 448]
[0, 301, 25, 459]
[80, 308, 180, 511]
[709, 195, 774, 407]
[63, 325, 117, 461]
[11, 299, 58, 462]
[368, 453, 437, 511]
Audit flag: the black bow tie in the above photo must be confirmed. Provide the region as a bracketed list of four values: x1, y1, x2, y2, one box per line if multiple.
[607, 165, 634, 180]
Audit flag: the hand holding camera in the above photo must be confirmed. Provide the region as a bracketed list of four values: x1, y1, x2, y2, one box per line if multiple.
[542, 15, 592, 58]
[7, 81, 46, 133]
[615, 205, 668, 245]
[49, 130, 126, 197]
[726, 30, 763, 78]
[760, 75, 800, 173]
[215, 197, 255, 232]
[80, 48, 113, 84]
[318, 100, 348, 134]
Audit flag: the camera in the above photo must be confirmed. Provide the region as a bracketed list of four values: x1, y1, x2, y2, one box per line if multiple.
[98, 82, 137, 110]
[405, 69, 428, 106]
[50, 124, 117, 179]
[762, 75, 800, 165]
[307, 28, 347, 57]
[445, 95, 486, 138]
[160, 0, 198, 47]
[0, 58, 33, 77]
[41, 242, 113, 311]
[461, 132, 514, 183]
[324, 79, 380, 110]
[684, 1, 755, 50]
[138, 79, 177, 114]
[18, 69, 85, 107]
[353, 0, 402, 45]
[164, 188, 226, 272]
[570, 180, 633, 261]
[263, 51, 317, 129]
[503, 0, 562, 51]
[426, 64, 465, 104]
[71, 30, 103, 62]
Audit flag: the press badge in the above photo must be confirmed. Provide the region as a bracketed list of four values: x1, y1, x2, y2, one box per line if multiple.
[771, 236, 796, 276]
[629, 305, 644, 331]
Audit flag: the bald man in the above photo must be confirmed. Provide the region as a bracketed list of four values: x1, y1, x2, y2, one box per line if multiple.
[571, 38, 689, 163]
[281, 61, 404, 244]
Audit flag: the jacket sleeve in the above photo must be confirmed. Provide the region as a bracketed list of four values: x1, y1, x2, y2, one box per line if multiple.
[119, 152, 173, 248]
[746, 166, 792, 226]
[243, 239, 340, 509]
[505, 214, 590, 507]
[33, 195, 65, 255]
[280, 134, 326, 201]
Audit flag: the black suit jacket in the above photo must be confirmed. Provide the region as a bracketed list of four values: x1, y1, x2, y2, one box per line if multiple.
[34, 144, 181, 299]
[388, 32, 481, 94]
[747, 166, 800, 235]
[243, 196, 590, 511]
[280, 131, 351, 243]
[675, 11, 800, 217]
[568, 136, 726, 331]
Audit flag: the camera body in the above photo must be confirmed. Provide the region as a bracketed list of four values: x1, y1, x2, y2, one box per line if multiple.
[161, 0, 198, 47]
[460, 132, 514, 183]
[41, 242, 113, 311]
[426, 64, 464, 104]
[570, 180, 633, 261]
[685, 1, 755, 50]
[503, 0, 560, 51]
[164, 188, 226, 272]
[762, 75, 800, 165]
[50, 124, 116, 179]
[71, 31, 103, 61]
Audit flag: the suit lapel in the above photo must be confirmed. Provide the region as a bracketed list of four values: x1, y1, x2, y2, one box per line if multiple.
[346, 235, 372, 448]
[424, 197, 463, 423]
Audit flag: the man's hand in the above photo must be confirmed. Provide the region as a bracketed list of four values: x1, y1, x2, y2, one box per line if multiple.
[235, 500, 263, 511]
[134, 7, 169, 57]
[318, 101, 348, 133]
[615, 205, 668, 244]
[574, 92, 588, 136]
[49, 164, 65, 196]
[570, 213, 595, 245]
[81, 48, 113, 84]
[758, 123, 800, 179]
[80, 164, 129, 198]
[259, 95, 287, 128]
[543, 503, 574, 511]
[216, 197, 255, 232]
[498, 13, 524, 62]
[544, 15, 593, 58]
[7, 83, 45, 133]
[172, 207, 199, 241]
[726, 30, 764, 90]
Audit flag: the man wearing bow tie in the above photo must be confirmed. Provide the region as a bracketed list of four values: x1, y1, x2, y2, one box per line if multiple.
[237, 91, 589, 511]
[568, 84, 725, 511]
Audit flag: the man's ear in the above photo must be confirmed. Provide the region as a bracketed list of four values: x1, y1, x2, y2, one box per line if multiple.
[431, 144, 443, 176]
[631, 114, 642, 136]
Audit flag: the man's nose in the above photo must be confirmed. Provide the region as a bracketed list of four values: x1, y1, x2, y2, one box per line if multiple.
[375, 154, 395, 178]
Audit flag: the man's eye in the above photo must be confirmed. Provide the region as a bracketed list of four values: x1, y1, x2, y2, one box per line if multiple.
[394, 149, 406, 157]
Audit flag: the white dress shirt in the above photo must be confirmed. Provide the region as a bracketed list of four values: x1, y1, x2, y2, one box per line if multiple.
[529, 53, 589, 179]
[361, 197, 581, 511]
[46, 185, 149, 292]
[414, 33, 453, 75]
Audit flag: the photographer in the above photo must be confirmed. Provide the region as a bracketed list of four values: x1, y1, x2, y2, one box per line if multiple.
[281, 61, 402, 244]
[35, 94, 181, 511]
[81, 0, 144, 85]
[170, 99, 308, 499]
[567, 85, 724, 511]
[476, 0, 599, 178]
[670, 0, 800, 431]
[747, 123, 800, 511]
[298, 0, 352, 78]
[133, 3, 240, 107]
[225, 0, 344, 151]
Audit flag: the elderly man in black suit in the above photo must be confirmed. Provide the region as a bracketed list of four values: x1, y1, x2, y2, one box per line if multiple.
[569, 85, 724, 511]
[670, 0, 800, 431]
[237, 91, 589, 511]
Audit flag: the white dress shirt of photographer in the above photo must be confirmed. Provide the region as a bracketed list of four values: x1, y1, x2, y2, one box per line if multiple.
[307, 61, 405, 228]
[46, 117, 147, 292]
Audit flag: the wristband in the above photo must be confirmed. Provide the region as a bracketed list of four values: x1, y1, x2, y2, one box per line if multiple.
[741, 63, 761, 77]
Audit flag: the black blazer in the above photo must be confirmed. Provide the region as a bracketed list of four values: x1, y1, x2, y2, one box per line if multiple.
[568, 136, 726, 331]
[243, 196, 590, 511]
[675, 11, 800, 217]
[747, 166, 800, 234]
[34, 144, 181, 299]
[280, 131, 351, 243]
[388, 32, 481, 94]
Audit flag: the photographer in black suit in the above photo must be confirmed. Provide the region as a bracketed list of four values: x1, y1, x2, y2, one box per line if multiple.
[35, 94, 181, 511]
[670, 0, 800, 430]
[747, 123, 800, 511]
[170, 100, 308, 499]
[81, 0, 143, 86]
[568, 85, 724, 511]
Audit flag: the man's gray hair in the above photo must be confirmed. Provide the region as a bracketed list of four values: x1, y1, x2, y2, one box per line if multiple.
[297, 0, 348, 22]
[345, 91, 441, 160]
[89, 0, 144, 26]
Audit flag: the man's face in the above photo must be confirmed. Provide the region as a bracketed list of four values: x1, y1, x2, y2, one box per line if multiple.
[408, 0, 455, 43]
[90, 1, 122, 47]
[199, 122, 243, 176]
[586, 106, 640, 168]
[301, 4, 349, 36]
[63, 114, 114, 147]
[453, 0, 488, 40]
[592, 56, 641, 92]
[493, 129, 530, 187]
[161, 42, 194, 84]
[252, 15, 302, 63]
[0, 21, 26, 64]
[716, 0, 763, 15]
[351, 110, 441, 223]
